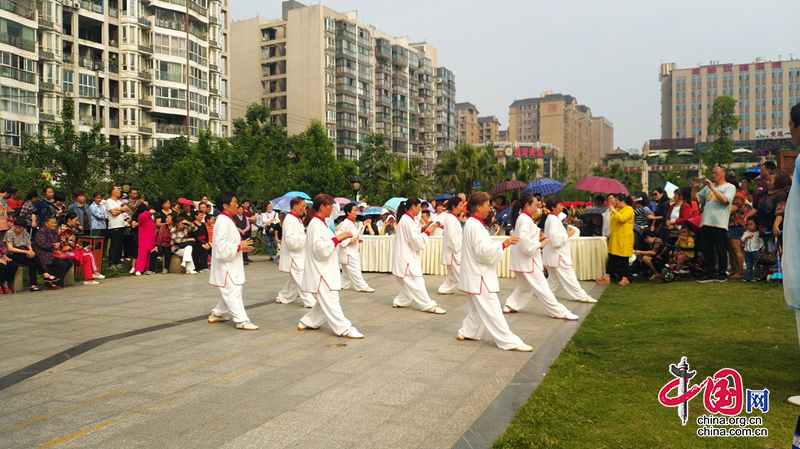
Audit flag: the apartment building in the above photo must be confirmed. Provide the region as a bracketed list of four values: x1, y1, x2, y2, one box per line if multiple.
[455, 102, 478, 144]
[508, 92, 613, 171]
[660, 56, 800, 142]
[478, 115, 500, 144]
[230, 1, 457, 172]
[0, 0, 231, 153]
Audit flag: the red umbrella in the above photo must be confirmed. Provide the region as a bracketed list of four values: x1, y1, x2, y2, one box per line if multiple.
[686, 215, 703, 234]
[178, 197, 194, 206]
[573, 177, 629, 195]
[489, 180, 527, 195]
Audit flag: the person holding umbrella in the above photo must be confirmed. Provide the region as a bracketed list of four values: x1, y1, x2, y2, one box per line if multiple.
[437, 196, 465, 295]
[276, 197, 316, 308]
[543, 196, 597, 303]
[391, 198, 446, 314]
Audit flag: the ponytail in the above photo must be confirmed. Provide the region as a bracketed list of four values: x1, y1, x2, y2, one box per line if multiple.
[396, 197, 420, 224]
[511, 194, 534, 229]
[444, 196, 461, 211]
[303, 194, 334, 227]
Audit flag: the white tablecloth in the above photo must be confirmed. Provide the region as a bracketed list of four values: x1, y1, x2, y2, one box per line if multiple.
[360, 235, 607, 280]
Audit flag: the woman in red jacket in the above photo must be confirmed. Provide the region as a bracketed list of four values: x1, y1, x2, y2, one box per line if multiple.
[664, 187, 698, 243]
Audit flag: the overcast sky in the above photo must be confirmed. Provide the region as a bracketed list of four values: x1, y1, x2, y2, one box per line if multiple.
[231, 0, 799, 151]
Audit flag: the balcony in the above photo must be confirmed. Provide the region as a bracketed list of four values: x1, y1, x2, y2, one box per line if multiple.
[63, 53, 74, 64]
[38, 18, 57, 31]
[155, 123, 188, 135]
[138, 97, 153, 108]
[137, 71, 153, 82]
[209, 87, 219, 95]
[138, 17, 151, 27]
[138, 44, 153, 54]
[110, 95, 119, 103]
[79, 115, 97, 126]
[210, 111, 219, 119]
[139, 125, 153, 134]
[1, 31, 36, 52]
[336, 66, 356, 77]
[376, 95, 391, 105]
[80, 0, 103, 14]
[336, 102, 357, 112]
[78, 57, 104, 70]
[109, 119, 120, 129]
[209, 63, 220, 72]
[209, 39, 220, 49]
[38, 48, 57, 61]
[109, 64, 119, 73]
[1, 66, 36, 84]
[39, 81, 57, 92]
[1, 0, 36, 20]
[39, 113, 56, 122]
[209, 15, 220, 25]
[188, 0, 207, 16]
[109, 7, 118, 18]
[375, 46, 391, 59]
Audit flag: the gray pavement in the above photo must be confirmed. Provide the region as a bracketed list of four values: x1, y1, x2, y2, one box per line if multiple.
[0, 257, 604, 449]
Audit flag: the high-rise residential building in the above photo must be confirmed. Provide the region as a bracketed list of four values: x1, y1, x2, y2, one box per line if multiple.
[230, 1, 457, 172]
[0, 0, 231, 153]
[508, 92, 612, 171]
[591, 116, 614, 164]
[477, 116, 500, 144]
[455, 102, 478, 144]
[660, 57, 800, 142]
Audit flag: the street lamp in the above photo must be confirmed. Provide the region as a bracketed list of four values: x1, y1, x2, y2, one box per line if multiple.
[121, 181, 133, 198]
[350, 176, 362, 202]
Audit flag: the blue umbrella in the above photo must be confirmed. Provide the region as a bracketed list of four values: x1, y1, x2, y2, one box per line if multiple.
[270, 196, 292, 211]
[363, 207, 383, 215]
[383, 197, 407, 212]
[744, 166, 761, 173]
[523, 178, 564, 196]
[284, 191, 311, 200]
[496, 207, 512, 224]
[433, 194, 453, 201]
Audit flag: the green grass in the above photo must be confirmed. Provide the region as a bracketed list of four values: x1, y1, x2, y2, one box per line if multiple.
[494, 281, 798, 449]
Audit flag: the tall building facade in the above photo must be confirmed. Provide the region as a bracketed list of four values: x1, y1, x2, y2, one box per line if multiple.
[230, 1, 457, 172]
[660, 57, 800, 142]
[508, 92, 612, 170]
[455, 102, 478, 144]
[0, 0, 231, 153]
[477, 116, 500, 143]
[591, 116, 614, 165]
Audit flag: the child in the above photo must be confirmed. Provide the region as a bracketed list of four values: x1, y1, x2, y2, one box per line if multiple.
[634, 230, 664, 281]
[675, 227, 695, 274]
[741, 218, 763, 282]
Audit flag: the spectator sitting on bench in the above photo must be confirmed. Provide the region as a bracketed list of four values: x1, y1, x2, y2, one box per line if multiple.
[5, 218, 60, 292]
[34, 216, 74, 290]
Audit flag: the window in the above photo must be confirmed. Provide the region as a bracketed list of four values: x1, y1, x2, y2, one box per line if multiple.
[189, 92, 208, 114]
[78, 73, 96, 97]
[0, 86, 37, 116]
[189, 41, 207, 65]
[154, 33, 187, 57]
[155, 86, 186, 109]
[62, 70, 73, 93]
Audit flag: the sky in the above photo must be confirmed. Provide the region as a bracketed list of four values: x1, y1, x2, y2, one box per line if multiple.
[230, 0, 800, 151]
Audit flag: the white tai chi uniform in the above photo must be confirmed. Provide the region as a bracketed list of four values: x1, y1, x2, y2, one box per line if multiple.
[299, 215, 353, 335]
[208, 213, 250, 323]
[543, 214, 590, 301]
[458, 216, 525, 350]
[338, 217, 371, 291]
[505, 212, 571, 317]
[391, 214, 439, 311]
[438, 212, 462, 294]
[276, 212, 315, 307]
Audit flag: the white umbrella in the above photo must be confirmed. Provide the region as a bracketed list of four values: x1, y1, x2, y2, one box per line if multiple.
[732, 148, 752, 154]
[664, 182, 679, 199]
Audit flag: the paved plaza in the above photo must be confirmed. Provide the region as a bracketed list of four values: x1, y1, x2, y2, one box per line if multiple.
[0, 257, 604, 449]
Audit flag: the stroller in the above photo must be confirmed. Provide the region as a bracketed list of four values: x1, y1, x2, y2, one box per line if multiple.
[766, 237, 783, 283]
[661, 244, 705, 283]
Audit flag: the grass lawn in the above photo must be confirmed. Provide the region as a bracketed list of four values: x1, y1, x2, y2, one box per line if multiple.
[494, 280, 798, 449]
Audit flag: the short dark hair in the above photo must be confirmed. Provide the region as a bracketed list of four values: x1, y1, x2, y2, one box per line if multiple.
[43, 187, 53, 194]
[762, 161, 776, 171]
[14, 217, 27, 227]
[594, 195, 605, 204]
[421, 210, 431, 216]
[215, 192, 236, 210]
[545, 196, 563, 211]
[342, 203, 357, 215]
[24, 191, 38, 202]
[643, 229, 657, 239]
[109, 186, 119, 195]
[467, 192, 491, 214]
[54, 192, 66, 203]
[73, 190, 85, 198]
[493, 195, 507, 206]
[0, 185, 11, 194]
[289, 196, 305, 208]
[93, 192, 103, 199]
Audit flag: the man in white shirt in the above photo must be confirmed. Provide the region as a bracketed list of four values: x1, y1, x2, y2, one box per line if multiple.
[104, 186, 130, 269]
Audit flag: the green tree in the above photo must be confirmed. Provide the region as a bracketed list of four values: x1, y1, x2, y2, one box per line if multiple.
[290, 120, 351, 198]
[518, 160, 541, 183]
[434, 144, 503, 196]
[356, 134, 393, 203]
[703, 95, 738, 176]
[504, 157, 522, 181]
[552, 157, 571, 184]
[374, 157, 432, 200]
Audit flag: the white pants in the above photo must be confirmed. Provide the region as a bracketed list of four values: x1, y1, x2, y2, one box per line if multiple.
[506, 270, 570, 317]
[175, 246, 195, 272]
[212, 282, 249, 323]
[437, 263, 460, 294]
[277, 268, 316, 307]
[547, 265, 589, 301]
[300, 282, 352, 336]
[393, 275, 438, 311]
[341, 256, 371, 291]
[459, 287, 525, 350]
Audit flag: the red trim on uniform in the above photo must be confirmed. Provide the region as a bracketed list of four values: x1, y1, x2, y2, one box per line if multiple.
[219, 213, 243, 251]
[314, 214, 326, 225]
[346, 217, 356, 224]
[521, 211, 533, 219]
[469, 215, 484, 224]
[289, 212, 301, 221]
[332, 237, 340, 246]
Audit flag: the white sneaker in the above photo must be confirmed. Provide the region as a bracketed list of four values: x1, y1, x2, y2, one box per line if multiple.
[129, 267, 135, 274]
[510, 344, 533, 352]
[340, 327, 364, 339]
[502, 305, 517, 314]
[554, 311, 579, 321]
[578, 297, 598, 303]
[162, 268, 168, 274]
[134, 271, 142, 276]
[297, 321, 318, 330]
[93, 273, 105, 279]
[235, 321, 258, 330]
[145, 271, 155, 275]
[357, 287, 375, 293]
[425, 306, 446, 314]
[83, 281, 99, 286]
[186, 270, 197, 275]
[199, 268, 211, 273]
[208, 313, 230, 323]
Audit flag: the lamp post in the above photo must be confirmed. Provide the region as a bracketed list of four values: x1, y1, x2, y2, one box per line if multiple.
[350, 175, 362, 203]
[121, 181, 133, 199]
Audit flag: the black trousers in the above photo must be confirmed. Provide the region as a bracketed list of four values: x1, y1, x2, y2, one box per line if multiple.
[107, 228, 125, 265]
[150, 246, 172, 272]
[0, 260, 19, 285]
[700, 226, 728, 277]
[9, 253, 48, 287]
[47, 258, 74, 287]
[606, 253, 632, 281]
[193, 243, 210, 270]
[243, 230, 251, 261]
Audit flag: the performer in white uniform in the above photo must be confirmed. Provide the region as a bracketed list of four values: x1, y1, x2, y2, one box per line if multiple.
[542, 196, 597, 303]
[207, 192, 258, 330]
[437, 196, 465, 295]
[457, 192, 532, 352]
[391, 197, 446, 314]
[276, 197, 316, 308]
[503, 194, 579, 320]
[338, 203, 374, 292]
[298, 195, 363, 338]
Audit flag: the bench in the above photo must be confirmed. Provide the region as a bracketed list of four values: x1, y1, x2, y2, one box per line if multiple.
[11, 265, 73, 291]
[169, 255, 186, 274]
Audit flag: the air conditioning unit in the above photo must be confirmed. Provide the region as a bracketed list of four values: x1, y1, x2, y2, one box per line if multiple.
[65, 92, 73, 97]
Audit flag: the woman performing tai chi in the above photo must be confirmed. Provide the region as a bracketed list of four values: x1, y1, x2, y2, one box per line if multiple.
[457, 192, 532, 352]
[437, 195, 465, 295]
[276, 197, 316, 308]
[503, 194, 578, 320]
[338, 203, 374, 293]
[297, 194, 364, 339]
[391, 197, 446, 314]
[542, 196, 597, 303]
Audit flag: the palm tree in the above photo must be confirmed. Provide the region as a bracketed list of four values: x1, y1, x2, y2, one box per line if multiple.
[375, 157, 433, 199]
[434, 144, 504, 196]
[504, 157, 521, 181]
[517, 160, 541, 183]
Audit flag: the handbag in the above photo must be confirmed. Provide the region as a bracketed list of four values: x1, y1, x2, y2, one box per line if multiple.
[756, 246, 777, 266]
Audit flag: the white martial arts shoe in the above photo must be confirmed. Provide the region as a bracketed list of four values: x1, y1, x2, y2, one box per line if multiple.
[199, 268, 211, 273]
[93, 273, 105, 279]
[134, 271, 142, 276]
[186, 269, 197, 275]
[129, 267, 136, 274]
[162, 268, 168, 274]
[207, 313, 230, 323]
[297, 321, 318, 330]
[510, 344, 533, 352]
[83, 281, 99, 286]
[456, 334, 477, 341]
[502, 305, 518, 314]
[425, 306, 447, 314]
[236, 321, 258, 330]
[340, 327, 364, 339]
[554, 311, 579, 321]
[578, 297, 598, 303]
[145, 271, 155, 275]
[437, 291, 454, 295]
[357, 288, 375, 293]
